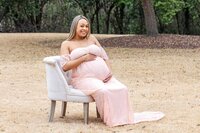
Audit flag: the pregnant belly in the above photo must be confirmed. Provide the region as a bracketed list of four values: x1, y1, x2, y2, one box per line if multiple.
[75, 57, 111, 80]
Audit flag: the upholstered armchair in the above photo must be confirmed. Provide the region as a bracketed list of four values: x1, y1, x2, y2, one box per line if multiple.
[43, 56, 100, 124]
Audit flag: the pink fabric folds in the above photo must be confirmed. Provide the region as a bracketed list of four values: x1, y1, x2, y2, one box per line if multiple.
[99, 46, 109, 60]
[91, 78, 135, 127]
[60, 44, 165, 127]
[60, 54, 71, 68]
[72, 77, 165, 127]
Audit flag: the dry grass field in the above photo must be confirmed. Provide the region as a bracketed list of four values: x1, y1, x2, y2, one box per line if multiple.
[0, 33, 200, 133]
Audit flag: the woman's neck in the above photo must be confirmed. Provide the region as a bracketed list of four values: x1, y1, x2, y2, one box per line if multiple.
[71, 37, 89, 46]
[73, 35, 86, 41]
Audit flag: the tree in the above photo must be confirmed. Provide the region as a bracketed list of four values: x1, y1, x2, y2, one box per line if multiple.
[102, 0, 117, 33]
[1, 0, 200, 34]
[112, 0, 132, 34]
[0, 0, 9, 22]
[154, 0, 185, 34]
[0, 0, 49, 32]
[141, 0, 158, 36]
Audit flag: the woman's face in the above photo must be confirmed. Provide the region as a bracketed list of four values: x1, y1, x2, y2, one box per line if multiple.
[75, 19, 89, 39]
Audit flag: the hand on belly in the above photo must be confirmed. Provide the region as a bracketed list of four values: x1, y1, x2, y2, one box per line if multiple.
[76, 57, 111, 80]
[103, 73, 112, 83]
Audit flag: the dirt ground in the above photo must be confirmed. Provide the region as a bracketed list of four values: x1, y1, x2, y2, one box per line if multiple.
[0, 33, 200, 133]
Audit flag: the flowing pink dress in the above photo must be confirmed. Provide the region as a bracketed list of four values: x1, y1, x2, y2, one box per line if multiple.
[61, 44, 164, 127]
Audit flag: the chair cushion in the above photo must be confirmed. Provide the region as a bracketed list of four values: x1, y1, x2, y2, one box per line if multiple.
[66, 86, 94, 102]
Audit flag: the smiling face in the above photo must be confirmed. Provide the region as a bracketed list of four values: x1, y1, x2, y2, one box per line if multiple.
[75, 19, 89, 40]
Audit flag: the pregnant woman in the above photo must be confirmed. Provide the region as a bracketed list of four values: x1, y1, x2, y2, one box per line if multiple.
[60, 15, 165, 127]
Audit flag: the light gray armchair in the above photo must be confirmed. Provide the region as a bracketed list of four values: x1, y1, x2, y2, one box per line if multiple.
[43, 56, 100, 124]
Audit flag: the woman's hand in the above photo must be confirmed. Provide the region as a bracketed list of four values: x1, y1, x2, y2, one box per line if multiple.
[83, 54, 96, 62]
[103, 73, 112, 83]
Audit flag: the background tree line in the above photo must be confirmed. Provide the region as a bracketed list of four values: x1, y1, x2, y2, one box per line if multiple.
[0, 0, 200, 35]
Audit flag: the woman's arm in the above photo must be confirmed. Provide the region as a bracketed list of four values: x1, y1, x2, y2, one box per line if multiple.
[90, 35, 113, 83]
[60, 41, 84, 71]
[60, 41, 96, 72]
[90, 35, 112, 71]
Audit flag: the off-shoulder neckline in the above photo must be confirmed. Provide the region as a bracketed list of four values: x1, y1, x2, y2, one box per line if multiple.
[70, 44, 100, 54]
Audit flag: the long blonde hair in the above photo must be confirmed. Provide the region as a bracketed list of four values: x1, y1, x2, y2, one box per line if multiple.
[67, 15, 91, 40]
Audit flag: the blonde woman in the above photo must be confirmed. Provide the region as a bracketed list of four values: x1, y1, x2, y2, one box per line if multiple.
[60, 15, 165, 127]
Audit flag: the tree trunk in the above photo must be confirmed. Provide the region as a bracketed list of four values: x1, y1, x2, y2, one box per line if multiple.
[35, 0, 46, 31]
[90, 15, 95, 33]
[95, 0, 101, 33]
[141, 0, 158, 36]
[96, 12, 100, 33]
[157, 17, 164, 33]
[105, 3, 115, 34]
[0, 6, 9, 23]
[176, 13, 181, 34]
[183, 7, 190, 34]
[103, 1, 116, 34]
[114, 3, 125, 34]
[138, 2, 145, 34]
[74, 0, 87, 16]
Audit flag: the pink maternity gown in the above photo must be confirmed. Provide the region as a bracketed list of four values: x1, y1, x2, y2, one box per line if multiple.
[60, 44, 164, 127]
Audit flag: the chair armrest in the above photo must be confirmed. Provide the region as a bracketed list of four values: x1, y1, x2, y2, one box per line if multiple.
[43, 56, 57, 65]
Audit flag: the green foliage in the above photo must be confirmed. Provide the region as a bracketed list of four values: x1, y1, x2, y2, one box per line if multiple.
[0, 0, 200, 34]
[41, 0, 82, 32]
[155, 0, 185, 24]
[185, 0, 200, 19]
[116, 0, 132, 5]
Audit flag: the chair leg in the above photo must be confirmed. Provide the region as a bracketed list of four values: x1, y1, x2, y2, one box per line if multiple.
[49, 100, 56, 122]
[83, 103, 89, 124]
[61, 101, 67, 118]
[96, 106, 100, 118]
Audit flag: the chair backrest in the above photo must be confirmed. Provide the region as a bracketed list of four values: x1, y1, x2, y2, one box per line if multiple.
[43, 56, 71, 101]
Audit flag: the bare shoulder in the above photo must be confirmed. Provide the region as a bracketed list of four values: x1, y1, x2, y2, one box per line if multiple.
[60, 40, 72, 54]
[61, 40, 71, 48]
[89, 34, 101, 46]
[89, 34, 97, 41]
